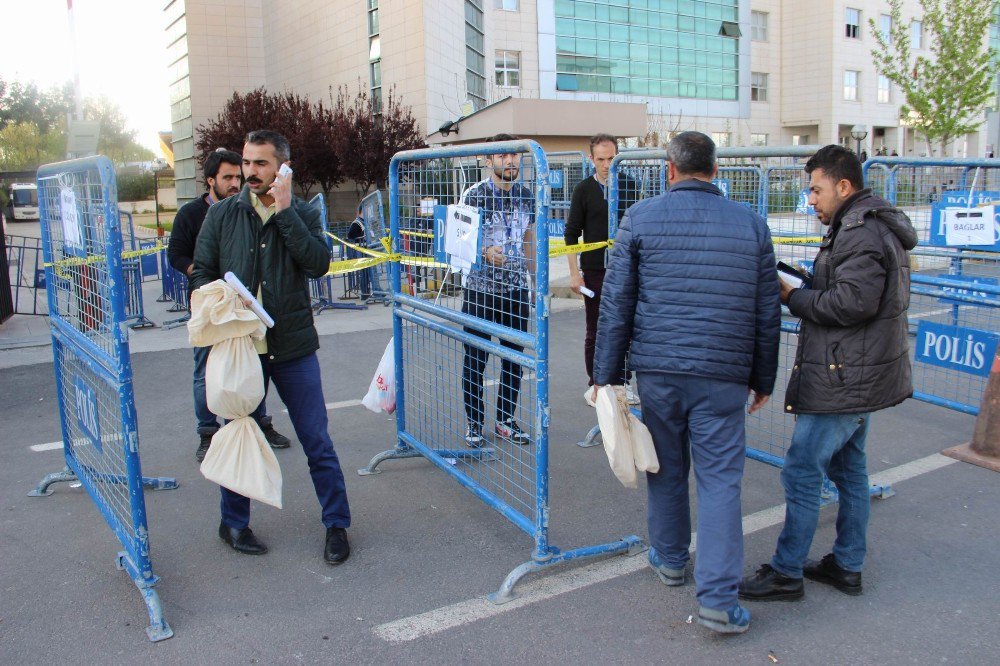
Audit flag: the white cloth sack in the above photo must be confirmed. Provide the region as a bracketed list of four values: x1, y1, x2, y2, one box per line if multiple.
[189, 281, 281, 508]
[200, 418, 283, 509]
[595, 385, 659, 488]
[188, 279, 264, 348]
[362, 338, 396, 414]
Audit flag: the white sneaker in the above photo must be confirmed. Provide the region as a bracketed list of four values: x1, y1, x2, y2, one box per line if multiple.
[625, 383, 640, 405]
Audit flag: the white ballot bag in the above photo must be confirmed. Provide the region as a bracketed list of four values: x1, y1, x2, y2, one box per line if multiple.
[595, 385, 659, 488]
[362, 339, 396, 414]
[190, 280, 280, 508]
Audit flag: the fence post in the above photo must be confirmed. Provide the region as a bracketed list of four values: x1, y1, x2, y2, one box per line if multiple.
[944, 346, 1000, 472]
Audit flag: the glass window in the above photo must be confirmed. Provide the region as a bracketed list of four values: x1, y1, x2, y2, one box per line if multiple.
[844, 70, 859, 101]
[878, 74, 891, 103]
[465, 0, 486, 108]
[911, 20, 923, 49]
[751, 133, 768, 147]
[369, 36, 381, 61]
[495, 50, 521, 87]
[494, 0, 518, 10]
[845, 8, 861, 39]
[879, 14, 892, 42]
[792, 134, 810, 146]
[751, 10, 768, 42]
[368, 7, 379, 36]
[712, 132, 731, 147]
[751, 72, 768, 102]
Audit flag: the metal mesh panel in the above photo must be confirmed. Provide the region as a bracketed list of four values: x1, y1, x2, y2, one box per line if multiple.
[746, 324, 799, 461]
[37, 166, 125, 364]
[392, 144, 543, 530]
[547, 151, 591, 238]
[53, 334, 140, 546]
[4, 234, 47, 315]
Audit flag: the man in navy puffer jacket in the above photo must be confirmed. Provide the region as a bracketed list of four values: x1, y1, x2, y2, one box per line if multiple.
[593, 131, 781, 634]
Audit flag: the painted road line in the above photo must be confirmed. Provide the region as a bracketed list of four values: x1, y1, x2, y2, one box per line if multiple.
[373, 452, 959, 644]
[29, 441, 63, 452]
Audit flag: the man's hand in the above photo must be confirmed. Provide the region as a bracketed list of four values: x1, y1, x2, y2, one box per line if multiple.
[570, 272, 585, 293]
[591, 384, 603, 404]
[269, 162, 293, 212]
[185, 264, 194, 277]
[484, 245, 504, 266]
[748, 390, 770, 414]
[778, 276, 795, 304]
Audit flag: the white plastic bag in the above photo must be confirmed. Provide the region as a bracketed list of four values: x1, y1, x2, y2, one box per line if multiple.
[188, 279, 264, 347]
[362, 339, 396, 414]
[595, 385, 659, 488]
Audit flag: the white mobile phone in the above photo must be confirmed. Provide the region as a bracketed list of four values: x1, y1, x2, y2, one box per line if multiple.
[278, 163, 293, 178]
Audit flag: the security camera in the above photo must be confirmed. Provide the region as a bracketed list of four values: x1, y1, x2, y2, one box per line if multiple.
[439, 120, 457, 136]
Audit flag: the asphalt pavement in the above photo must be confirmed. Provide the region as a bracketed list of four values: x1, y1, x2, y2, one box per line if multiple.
[1, 254, 998, 664]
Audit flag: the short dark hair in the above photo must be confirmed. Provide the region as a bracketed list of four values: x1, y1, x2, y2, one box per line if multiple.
[203, 148, 241, 187]
[245, 130, 291, 163]
[589, 133, 618, 154]
[804, 144, 864, 190]
[488, 133, 519, 143]
[667, 131, 716, 176]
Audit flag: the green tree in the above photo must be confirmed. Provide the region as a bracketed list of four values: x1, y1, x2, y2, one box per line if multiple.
[0, 77, 73, 133]
[0, 121, 65, 170]
[870, 0, 1000, 153]
[85, 96, 154, 164]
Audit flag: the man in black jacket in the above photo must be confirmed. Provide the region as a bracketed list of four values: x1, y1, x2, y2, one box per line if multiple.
[192, 131, 352, 565]
[167, 148, 290, 463]
[564, 134, 637, 395]
[740, 145, 917, 602]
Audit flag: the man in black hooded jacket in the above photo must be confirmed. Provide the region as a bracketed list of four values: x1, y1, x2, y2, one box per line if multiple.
[741, 144, 917, 602]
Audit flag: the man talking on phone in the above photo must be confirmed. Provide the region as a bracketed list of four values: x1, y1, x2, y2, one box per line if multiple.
[192, 130, 352, 565]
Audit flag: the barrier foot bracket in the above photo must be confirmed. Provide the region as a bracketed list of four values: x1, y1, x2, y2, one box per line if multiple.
[27, 466, 77, 497]
[128, 317, 156, 330]
[141, 476, 179, 490]
[488, 535, 647, 605]
[115, 552, 174, 642]
[358, 446, 422, 476]
[577, 424, 602, 448]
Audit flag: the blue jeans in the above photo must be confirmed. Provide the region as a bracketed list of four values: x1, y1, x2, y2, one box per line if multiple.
[772, 413, 872, 578]
[193, 345, 268, 435]
[220, 352, 351, 530]
[637, 372, 747, 611]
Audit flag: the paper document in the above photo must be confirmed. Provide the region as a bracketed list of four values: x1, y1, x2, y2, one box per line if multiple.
[224, 271, 275, 328]
[943, 206, 995, 246]
[444, 204, 481, 273]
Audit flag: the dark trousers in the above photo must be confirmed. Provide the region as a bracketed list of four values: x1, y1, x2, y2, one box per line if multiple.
[583, 269, 627, 386]
[462, 288, 529, 425]
[220, 352, 351, 530]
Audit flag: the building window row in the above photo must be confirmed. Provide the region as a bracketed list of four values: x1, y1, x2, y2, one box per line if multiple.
[368, 0, 381, 115]
[466, 0, 486, 110]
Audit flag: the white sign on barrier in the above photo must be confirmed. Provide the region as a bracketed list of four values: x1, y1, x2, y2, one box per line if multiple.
[942, 206, 995, 246]
[60, 187, 82, 246]
[444, 203, 481, 272]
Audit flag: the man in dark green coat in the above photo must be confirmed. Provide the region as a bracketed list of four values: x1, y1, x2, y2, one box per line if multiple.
[192, 130, 352, 565]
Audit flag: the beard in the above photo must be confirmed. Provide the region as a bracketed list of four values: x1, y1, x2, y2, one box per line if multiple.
[213, 183, 240, 200]
[493, 165, 519, 182]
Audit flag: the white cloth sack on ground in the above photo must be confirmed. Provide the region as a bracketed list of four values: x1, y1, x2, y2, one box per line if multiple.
[595, 385, 659, 488]
[362, 338, 396, 414]
[188, 279, 265, 348]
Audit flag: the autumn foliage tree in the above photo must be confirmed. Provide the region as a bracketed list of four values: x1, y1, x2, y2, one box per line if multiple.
[196, 85, 423, 211]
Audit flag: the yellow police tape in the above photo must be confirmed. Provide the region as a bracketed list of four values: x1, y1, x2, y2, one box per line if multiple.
[773, 235, 823, 245]
[44, 242, 167, 278]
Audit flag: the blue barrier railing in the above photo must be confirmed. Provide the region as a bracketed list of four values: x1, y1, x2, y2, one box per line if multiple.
[359, 140, 644, 602]
[30, 156, 177, 642]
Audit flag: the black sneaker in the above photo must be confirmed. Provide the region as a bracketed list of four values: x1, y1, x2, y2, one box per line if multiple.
[260, 422, 291, 449]
[196, 433, 212, 463]
[465, 423, 484, 448]
[804, 554, 863, 596]
[738, 563, 805, 602]
[495, 418, 529, 445]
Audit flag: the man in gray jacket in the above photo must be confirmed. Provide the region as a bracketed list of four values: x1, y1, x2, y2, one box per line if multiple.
[740, 144, 917, 602]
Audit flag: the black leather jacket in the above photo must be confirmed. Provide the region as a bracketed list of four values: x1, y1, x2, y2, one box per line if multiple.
[191, 186, 329, 363]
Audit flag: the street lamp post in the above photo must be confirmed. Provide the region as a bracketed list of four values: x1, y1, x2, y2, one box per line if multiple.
[851, 124, 869, 161]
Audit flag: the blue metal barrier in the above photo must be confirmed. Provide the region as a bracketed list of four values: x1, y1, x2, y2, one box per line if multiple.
[308, 193, 366, 313]
[356, 189, 391, 304]
[359, 140, 644, 602]
[546, 150, 592, 238]
[29, 156, 177, 642]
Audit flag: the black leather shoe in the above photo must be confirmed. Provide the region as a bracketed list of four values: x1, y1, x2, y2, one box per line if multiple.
[218, 522, 268, 555]
[196, 434, 212, 463]
[261, 423, 291, 449]
[739, 564, 804, 601]
[804, 554, 863, 596]
[324, 527, 350, 565]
